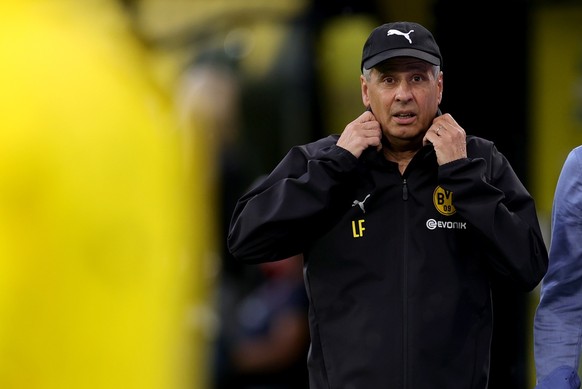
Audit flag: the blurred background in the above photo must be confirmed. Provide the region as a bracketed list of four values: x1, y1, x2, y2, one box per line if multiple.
[0, 0, 581, 388]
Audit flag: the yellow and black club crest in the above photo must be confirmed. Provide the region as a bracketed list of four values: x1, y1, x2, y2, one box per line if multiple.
[433, 186, 456, 216]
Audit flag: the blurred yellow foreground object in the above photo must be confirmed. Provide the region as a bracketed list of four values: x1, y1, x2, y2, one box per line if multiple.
[0, 1, 211, 388]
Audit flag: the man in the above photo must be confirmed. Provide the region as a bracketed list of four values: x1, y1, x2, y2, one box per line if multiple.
[534, 145, 582, 389]
[228, 21, 548, 388]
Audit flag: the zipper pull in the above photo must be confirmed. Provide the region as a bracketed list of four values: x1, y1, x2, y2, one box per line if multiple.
[402, 178, 408, 200]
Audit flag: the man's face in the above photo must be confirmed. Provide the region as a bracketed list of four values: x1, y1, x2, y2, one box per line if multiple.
[361, 57, 443, 148]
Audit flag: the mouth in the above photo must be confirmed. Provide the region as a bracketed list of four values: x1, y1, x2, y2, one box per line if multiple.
[393, 112, 416, 119]
[392, 112, 417, 125]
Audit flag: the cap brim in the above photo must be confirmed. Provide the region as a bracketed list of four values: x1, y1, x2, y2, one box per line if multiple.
[362, 48, 440, 70]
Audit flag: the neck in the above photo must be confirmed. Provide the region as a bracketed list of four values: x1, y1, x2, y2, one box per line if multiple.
[383, 147, 417, 174]
[382, 137, 423, 174]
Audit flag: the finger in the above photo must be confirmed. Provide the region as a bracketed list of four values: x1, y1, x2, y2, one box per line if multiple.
[424, 123, 439, 144]
[423, 132, 434, 146]
[359, 109, 376, 123]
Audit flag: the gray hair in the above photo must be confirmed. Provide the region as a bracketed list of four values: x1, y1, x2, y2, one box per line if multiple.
[362, 64, 440, 81]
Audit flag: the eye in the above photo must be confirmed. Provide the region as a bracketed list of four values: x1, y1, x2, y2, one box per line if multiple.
[382, 76, 395, 84]
[412, 75, 424, 82]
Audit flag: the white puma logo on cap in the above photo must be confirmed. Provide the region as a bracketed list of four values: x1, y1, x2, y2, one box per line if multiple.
[386, 29, 414, 44]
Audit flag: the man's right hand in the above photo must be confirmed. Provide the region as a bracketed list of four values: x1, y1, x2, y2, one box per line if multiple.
[336, 110, 382, 158]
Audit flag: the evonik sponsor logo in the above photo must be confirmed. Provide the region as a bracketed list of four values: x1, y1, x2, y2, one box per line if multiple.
[426, 219, 467, 230]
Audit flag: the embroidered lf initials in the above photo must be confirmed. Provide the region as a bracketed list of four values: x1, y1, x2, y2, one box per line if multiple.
[352, 219, 365, 238]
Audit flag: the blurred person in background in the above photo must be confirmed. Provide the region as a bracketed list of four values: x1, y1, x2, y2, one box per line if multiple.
[227, 21, 548, 388]
[176, 53, 310, 389]
[533, 145, 582, 389]
[213, 253, 309, 389]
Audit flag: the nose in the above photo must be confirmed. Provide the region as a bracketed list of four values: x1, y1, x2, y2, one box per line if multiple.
[395, 81, 413, 102]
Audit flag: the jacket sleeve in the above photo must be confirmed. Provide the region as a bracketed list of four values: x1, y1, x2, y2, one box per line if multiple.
[438, 139, 548, 291]
[228, 138, 359, 263]
[533, 146, 582, 380]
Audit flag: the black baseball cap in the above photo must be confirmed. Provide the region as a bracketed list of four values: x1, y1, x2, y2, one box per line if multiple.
[361, 21, 442, 71]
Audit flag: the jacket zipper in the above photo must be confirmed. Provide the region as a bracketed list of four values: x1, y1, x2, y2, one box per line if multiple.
[402, 177, 408, 388]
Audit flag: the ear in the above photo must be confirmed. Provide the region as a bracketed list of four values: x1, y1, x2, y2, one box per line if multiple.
[360, 74, 370, 107]
[437, 71, 444, 105]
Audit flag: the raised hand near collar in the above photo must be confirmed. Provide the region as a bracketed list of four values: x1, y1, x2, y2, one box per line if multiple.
[423, 113, 467, 165]
[337, 109, 382, 158]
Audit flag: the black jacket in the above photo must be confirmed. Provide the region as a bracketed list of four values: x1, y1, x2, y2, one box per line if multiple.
[228, 134, 548, 389]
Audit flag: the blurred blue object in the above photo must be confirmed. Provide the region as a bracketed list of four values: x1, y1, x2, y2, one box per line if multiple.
[536, 366, 581, 389]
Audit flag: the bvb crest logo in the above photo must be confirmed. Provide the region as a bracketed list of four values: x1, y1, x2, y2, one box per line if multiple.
[433, 186, 456, 216]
